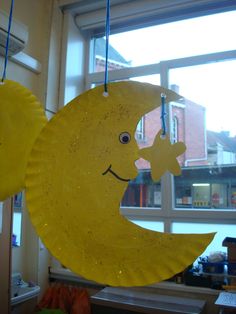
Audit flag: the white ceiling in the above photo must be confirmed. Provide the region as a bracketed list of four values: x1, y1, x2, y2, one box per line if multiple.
[58, 0, 131, 14]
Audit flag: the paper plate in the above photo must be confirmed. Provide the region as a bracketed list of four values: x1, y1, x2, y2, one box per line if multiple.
[0, 80, 47, 200]
[26, 81, 215, 286]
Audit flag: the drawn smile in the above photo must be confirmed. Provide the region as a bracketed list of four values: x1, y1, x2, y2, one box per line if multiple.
[102, 165, 130, 182]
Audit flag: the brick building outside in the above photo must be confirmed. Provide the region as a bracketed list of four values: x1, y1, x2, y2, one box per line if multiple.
[135, 94, 207, 170]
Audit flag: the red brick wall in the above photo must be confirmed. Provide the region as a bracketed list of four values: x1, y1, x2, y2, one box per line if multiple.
[171, 105, 185, 166]
[136, 107, 162, 170]
[184, 99, 207, 166]
[136, 99, 207, 170]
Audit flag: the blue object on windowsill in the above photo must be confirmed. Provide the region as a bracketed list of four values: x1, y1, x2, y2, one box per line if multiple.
[12, 234, 19, 247]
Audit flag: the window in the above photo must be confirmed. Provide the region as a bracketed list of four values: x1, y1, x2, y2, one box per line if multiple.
[170, 60, 236, 210]
[12, 192, 23, 247]
[59, 2, 236, 269]
[86, 8, 236, 257]
[172, 116, 178, 143]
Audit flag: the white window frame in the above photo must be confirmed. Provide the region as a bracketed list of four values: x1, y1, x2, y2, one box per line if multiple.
[86, 49, 236, 232]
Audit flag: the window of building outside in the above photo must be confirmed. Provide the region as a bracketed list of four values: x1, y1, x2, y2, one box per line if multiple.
[88, 10, 236, 257]
[172, 115, 179, 143]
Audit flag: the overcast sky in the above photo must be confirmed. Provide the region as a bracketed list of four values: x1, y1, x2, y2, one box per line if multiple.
[109, 10, 236, 136]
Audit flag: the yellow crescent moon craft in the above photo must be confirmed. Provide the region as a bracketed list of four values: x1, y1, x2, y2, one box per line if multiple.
[0, 80, 47, 201]
[26, 81, 215, 286]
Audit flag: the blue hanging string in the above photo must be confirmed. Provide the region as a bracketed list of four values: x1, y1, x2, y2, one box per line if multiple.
[161, 93, 167, 136]
[104, 0, 110, 95]
[1, 0, 14, 83]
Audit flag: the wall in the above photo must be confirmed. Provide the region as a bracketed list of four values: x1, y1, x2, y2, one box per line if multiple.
[0, 0, 88, 311]
[0, 0, 62, 312]
[59, 11, 87, 107]
[1, 1, 51, 99]
[0, 199, 13, 314]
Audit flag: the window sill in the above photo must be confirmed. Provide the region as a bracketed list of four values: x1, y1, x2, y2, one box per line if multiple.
[49, 267, 219, 296]
[10, 52, 42, 74]
[150, 281, 219, 296]
[49, 267, 105, 289]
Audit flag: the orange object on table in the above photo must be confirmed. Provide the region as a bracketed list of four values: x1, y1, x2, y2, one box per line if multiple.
[36, 284, 91, 314]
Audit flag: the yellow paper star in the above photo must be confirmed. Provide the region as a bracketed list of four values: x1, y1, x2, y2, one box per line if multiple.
[139, 130, 186, 182]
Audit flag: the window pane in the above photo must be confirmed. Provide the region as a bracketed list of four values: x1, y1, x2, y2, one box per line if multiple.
[12, 212, 22, 247]
[121, 171, 161, 208]
[172, 222, 236, 257]
[93, 11, 236, 71]
[131, 220, 164, 232]
[169, 60, 236, 210]
[12, 192, 23, 247]
[93, 37, 131, 73]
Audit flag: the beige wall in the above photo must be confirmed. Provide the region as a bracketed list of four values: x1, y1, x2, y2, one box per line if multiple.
[1, 0, 53, 101]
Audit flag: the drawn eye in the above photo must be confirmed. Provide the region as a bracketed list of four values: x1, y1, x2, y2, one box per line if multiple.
[119, 132, 131, 144]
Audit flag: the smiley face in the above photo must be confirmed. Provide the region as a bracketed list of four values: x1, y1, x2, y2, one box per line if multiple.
[102, 131, 139, 182]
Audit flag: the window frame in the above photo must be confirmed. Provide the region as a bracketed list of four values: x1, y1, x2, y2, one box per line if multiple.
[59, 3, 236, 232]
[86, 47, 236, 232]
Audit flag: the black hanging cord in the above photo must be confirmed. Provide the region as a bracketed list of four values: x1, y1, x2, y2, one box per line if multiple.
[1, 0, 14, 83]
[161, 93, 167, 136]
[104, 0, 110, 95]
